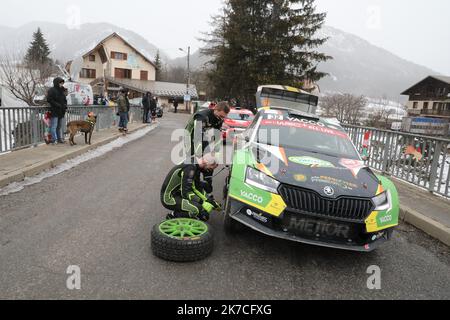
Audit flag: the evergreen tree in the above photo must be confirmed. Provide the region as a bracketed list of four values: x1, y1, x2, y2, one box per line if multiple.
[24, 28, 52, 66]
[202, 0, 331, 103]
[154, 50, 163, 81]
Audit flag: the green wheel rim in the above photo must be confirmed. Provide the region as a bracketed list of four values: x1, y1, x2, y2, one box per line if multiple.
[159, 218, 208, 239]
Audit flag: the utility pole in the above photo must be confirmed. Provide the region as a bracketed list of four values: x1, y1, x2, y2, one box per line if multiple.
[179, 46, 191, 112]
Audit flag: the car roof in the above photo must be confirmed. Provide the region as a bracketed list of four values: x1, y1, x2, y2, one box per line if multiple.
[259, 107, 345, 131]
[230, 108, 254, 115]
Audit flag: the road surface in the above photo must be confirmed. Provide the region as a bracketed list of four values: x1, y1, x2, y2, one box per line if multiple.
[0, 113, 449, 299]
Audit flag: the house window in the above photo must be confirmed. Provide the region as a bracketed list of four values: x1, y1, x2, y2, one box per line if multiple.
[433, 102, 438, 110]
[114, 68, 132, 79]
[140, 70, 148, 81]
[111, 51, 128, 60]
[413, 102, 418, 109]
[423, 102, 429, 110]
[80, 68, 96, 79]
[89, 55, 96, 62]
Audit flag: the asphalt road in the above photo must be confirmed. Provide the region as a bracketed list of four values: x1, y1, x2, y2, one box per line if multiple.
[0, 113, 449, 300]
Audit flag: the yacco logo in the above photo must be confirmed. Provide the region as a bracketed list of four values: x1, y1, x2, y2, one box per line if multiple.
[241, 191, 264, 204]
[289, 156, 334, 168]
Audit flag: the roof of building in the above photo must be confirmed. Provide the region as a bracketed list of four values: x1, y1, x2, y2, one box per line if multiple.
[402, 75, 450, 95]
[102, 77, 198, 99]
[82, 32, 157, 68]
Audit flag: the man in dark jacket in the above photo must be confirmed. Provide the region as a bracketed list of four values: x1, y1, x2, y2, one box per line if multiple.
[47, 77, 68, 144]
[142, 92, 151, 123]
[160, 154, 220, 221]
[184, 101, 230, 190]
[150, 96, 157, 122]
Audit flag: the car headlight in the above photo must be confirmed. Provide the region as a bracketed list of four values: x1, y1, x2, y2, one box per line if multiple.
[372, 191, 392, 211]
[246, 167, 280, 194]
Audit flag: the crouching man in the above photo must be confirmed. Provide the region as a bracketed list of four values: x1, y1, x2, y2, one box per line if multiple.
[161, 154, 221, 222]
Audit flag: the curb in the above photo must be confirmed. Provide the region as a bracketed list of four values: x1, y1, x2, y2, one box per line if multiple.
[400, 204, 450, 247]
[0, 124, 157, 189]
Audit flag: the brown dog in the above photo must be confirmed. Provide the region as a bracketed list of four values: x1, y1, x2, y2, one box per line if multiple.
[65, 114, 97, 146]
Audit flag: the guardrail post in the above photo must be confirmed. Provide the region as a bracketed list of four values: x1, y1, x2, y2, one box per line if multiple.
[428, 140, 443, 193]
[381, 131, 392, 175]
[31, 108, 39, 147]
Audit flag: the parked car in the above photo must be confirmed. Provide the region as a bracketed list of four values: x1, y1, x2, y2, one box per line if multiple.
[221, 108, 255, 143]
[223, 107, 400, 252]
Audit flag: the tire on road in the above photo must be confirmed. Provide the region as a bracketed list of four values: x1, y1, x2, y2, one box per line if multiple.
[151, 218, 214, 262]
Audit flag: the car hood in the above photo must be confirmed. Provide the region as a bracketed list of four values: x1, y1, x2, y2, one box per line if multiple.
[225, 119, 251, 128]
[250, 143, 381, 199]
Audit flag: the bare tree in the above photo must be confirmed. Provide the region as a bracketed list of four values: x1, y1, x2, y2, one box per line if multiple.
[369, 95, 395, 128]
[0, 52, 53, 106]
[320, 93, 367, 124]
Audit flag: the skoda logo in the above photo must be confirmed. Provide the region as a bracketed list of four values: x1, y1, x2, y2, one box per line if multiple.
[324, 186, 335, 196]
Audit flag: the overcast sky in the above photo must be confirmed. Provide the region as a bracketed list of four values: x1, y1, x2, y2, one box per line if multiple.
[1, 0, 449, 74]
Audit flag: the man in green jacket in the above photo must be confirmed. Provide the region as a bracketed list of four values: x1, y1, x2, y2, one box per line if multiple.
[161, 154, 221, 221]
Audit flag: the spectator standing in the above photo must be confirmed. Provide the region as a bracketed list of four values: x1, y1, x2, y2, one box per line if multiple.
[117, 89, 129, 133]
[173, 98, 179, 114]
[142, 92, 151, 123]
[47, 77, 68, 144]
[150, 96, 157, 123]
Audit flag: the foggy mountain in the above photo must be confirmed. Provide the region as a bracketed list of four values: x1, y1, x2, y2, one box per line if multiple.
[0, 22, 436, 99]
[173, 26, 436, 99]
[0, 21, 167, 64]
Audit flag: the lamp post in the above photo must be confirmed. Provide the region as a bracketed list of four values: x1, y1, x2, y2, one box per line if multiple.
[179, 46, 191, 112]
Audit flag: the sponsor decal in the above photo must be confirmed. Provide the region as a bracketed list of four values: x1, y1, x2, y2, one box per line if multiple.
[240, 190, 264, 204]
[288, 218, 351, 238]
[266, 114, 284, 121]
[294, 174, 308, 182]
[340, 158, 366, 178]
[261, 119, 349, 139]
[311, 176, 358, 191]
[379, 215, 393, 224]
[289, 156, 335, 168]
[246, 209, 269, 224]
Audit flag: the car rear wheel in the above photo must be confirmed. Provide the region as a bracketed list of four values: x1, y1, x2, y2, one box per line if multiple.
[151, 218, 214, 262]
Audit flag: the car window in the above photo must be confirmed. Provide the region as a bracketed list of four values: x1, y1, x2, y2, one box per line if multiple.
[228, 113, 255, 121]
[257, 119, 360, 159]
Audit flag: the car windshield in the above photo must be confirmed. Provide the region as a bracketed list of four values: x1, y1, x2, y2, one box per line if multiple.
[228, 113, 254, 121]
[258, 119, 360, 160]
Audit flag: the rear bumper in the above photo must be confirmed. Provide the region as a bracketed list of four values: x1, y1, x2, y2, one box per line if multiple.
[227, 198, 394, 252]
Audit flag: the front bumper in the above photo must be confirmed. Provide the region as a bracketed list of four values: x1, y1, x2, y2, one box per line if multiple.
[227, 198, 393, 252]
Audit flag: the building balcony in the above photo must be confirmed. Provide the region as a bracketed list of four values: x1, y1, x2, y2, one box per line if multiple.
[408, 109, 450, 118]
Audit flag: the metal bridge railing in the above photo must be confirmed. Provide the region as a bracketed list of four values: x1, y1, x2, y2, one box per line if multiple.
[0, 106, 143, 154]
[342, 124, 450, 198]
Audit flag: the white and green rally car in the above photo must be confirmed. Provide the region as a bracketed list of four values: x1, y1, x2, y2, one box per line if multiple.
[223, 107, 399, 252]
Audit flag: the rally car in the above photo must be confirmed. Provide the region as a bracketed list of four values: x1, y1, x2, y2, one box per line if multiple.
[221, 108, 255, 143]
[223, 107, 399, 252]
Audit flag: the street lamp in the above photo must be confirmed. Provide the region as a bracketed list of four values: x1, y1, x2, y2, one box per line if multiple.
[179, 47, 191, 112]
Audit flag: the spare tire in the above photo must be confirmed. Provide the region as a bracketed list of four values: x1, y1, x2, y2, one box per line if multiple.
[151, 218, 214, 262]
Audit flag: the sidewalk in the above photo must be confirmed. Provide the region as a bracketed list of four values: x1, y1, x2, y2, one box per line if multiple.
[393, 177, 450, 246]
[0, 122, 150, 189]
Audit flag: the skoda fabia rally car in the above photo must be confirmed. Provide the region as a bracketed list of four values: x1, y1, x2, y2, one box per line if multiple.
[223, 107, 399, 252]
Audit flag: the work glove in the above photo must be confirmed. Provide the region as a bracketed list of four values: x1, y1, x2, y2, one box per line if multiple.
[207, 196, 222, 210]
[198, 210, 210, 222]
[202, 202, 215, 214]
